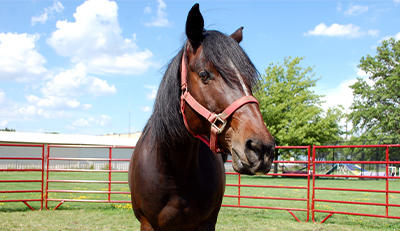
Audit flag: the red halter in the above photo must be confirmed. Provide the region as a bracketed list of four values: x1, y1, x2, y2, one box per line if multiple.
[180, 48, 259, 154]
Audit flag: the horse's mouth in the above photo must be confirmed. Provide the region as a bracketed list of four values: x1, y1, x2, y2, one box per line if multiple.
[231, 149, 255, 175]
[231, 149, 272, 175]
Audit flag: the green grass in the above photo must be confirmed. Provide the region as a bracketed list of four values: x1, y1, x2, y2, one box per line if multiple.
[1, 171, 400, 230]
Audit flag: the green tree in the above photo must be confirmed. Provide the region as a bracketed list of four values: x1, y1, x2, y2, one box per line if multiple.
[254, 56, 344, 160]
[0, 127, 15, 132]
[349, 38, 400, 138]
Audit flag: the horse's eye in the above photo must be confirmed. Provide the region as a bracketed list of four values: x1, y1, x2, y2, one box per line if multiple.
[198, 71, 210, 81]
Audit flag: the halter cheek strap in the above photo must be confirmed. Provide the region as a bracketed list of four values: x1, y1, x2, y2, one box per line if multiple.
[180, 48, 259, 154]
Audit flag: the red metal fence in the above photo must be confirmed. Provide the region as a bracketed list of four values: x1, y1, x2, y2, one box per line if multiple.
[222, 146, 311, 222]
[1, 143, 400, 224]
[45, 145, 133, 210]
[312, 144, 400, 223]
[0, 143, 45, 210]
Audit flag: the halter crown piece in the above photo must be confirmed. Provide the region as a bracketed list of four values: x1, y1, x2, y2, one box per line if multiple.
[180, 46, 259, 154]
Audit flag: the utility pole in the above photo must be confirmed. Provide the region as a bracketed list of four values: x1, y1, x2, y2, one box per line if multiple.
[129, 93, 131, 138]
[345, 110, 348, 140]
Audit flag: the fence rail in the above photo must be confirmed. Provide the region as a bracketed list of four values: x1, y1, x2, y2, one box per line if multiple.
[1, 143, 400, 223]
[222, 146, 311, 222]
[45, 145, 133, 210]
[0, 143, 45, 211]
[312, 144, 400, 223]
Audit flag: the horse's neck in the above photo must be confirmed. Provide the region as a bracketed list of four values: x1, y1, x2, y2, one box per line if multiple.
[156, 138, 200, 176]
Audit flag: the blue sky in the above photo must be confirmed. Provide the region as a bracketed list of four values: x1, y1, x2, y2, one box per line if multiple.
[0, 0, 399, 135]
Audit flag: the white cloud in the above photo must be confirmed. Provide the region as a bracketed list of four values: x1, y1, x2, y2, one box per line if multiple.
[0, 33, 50, 82]
[73, 118, 91, 127]
[322, 79, 357, 111]
[65, 124, 75, 130]
[97, 115, 111, 126]
[393, 32, 400, 40]
[337, 3, 342, 11]
[304, 23, 372, 38]
[144, 85, 158, 100]
[344, 4, 368, 16]
[321, 69, 374, 112]
[357, 68, 370, 77]
[380, 32, 400, 42]
[0, 89, 70, 122]
[71, 115, 111, 127]
[17, 104, 66, 120]
[144, 0, 172, 27]
[0, 91, 6, 105]
[18, 105, 43, 118]
[31, 0, 64, 26]
[27, 63, 114, 110]
[141, 106, 152, 112]
[43, 64, 116, 97]
[47, 0, 156, 75]
[368, 29, 380, 37]
[0, 91, 19, 117]
[147, 89, 157, 100]
[0, 91, 28, 121]
[0, 120, 7, 127]
[144, 6, 152, 14]
[26, 95, 92, 110]
[31, 14, 48, 26]
[85, 77, 117, 96]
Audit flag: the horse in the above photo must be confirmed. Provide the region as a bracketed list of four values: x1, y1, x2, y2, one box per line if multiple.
[129, 4, 275, 230]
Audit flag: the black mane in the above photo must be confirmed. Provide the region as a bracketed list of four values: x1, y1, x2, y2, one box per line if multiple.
[146, 30, 259, 149]
[202, 30, 259, 90]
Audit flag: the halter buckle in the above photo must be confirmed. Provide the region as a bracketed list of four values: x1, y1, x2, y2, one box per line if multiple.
[181, 83, 188, 93]
[212, 114, 227, 134]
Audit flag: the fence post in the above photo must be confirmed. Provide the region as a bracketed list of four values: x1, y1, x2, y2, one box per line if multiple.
[108, 147, 112, 202]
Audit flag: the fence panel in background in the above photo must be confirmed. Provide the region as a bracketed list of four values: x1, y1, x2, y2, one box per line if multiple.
[312, 144, 400, 223]
[2, 142, 400, 224]
[0, 143, 45, 210]
[45, 145, 134, 210]
[222, 146, 311, 222]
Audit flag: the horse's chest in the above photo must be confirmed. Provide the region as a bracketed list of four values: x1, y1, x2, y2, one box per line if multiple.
[155, 177, 223, 229]
[157, 192, 217, 229]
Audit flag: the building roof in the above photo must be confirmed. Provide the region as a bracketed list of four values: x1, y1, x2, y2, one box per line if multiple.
[0, 131, 137, 147]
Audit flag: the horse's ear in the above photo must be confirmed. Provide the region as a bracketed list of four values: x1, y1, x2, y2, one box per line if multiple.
[186, 3, 204, 49]
[230, 27, 244, 43]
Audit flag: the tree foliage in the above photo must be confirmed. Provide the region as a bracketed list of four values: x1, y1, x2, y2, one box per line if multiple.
[0, 127, 15, 132]
[349, 38, 400, 138]
[254, 57, 344, 159]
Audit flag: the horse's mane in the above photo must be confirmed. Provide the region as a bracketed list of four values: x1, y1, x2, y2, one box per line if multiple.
[145, 30, 259, 149]
[202, 30, 259, 90]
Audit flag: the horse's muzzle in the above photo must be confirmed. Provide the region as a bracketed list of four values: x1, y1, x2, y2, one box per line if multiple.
[231, 139, 275, 175]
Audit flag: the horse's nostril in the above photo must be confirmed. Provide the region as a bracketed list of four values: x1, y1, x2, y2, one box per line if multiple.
[245, 139, 274, 162]
[245, 139, 262, 160]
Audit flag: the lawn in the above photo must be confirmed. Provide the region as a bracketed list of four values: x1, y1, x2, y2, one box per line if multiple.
[1, 171, 400, 230]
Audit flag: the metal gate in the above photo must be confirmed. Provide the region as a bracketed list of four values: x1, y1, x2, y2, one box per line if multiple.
[1, 142, 400, 224]
[0, 143, 45, 210]
[312, 144, 400, 223]
[45, 145, 133, 210]
[223, 146, 311, 222]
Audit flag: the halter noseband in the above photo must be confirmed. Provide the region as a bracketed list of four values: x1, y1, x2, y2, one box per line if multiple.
[180, 47, 259, 154]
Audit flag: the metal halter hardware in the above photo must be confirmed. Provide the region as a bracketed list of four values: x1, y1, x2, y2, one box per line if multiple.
[212, 114, 227, 134]
[180, 47, 259, 154]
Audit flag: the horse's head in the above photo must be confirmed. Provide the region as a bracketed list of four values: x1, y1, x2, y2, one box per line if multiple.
[181, 4, 275, 175]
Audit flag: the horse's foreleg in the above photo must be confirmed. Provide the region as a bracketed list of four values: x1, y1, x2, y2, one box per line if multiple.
[139, 216, 155, 231]
[194, 209, 219, 231]
[194, 220, 216, 231]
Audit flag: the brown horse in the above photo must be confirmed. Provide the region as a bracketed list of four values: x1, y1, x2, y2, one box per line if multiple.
[129, 4, 275, 231]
